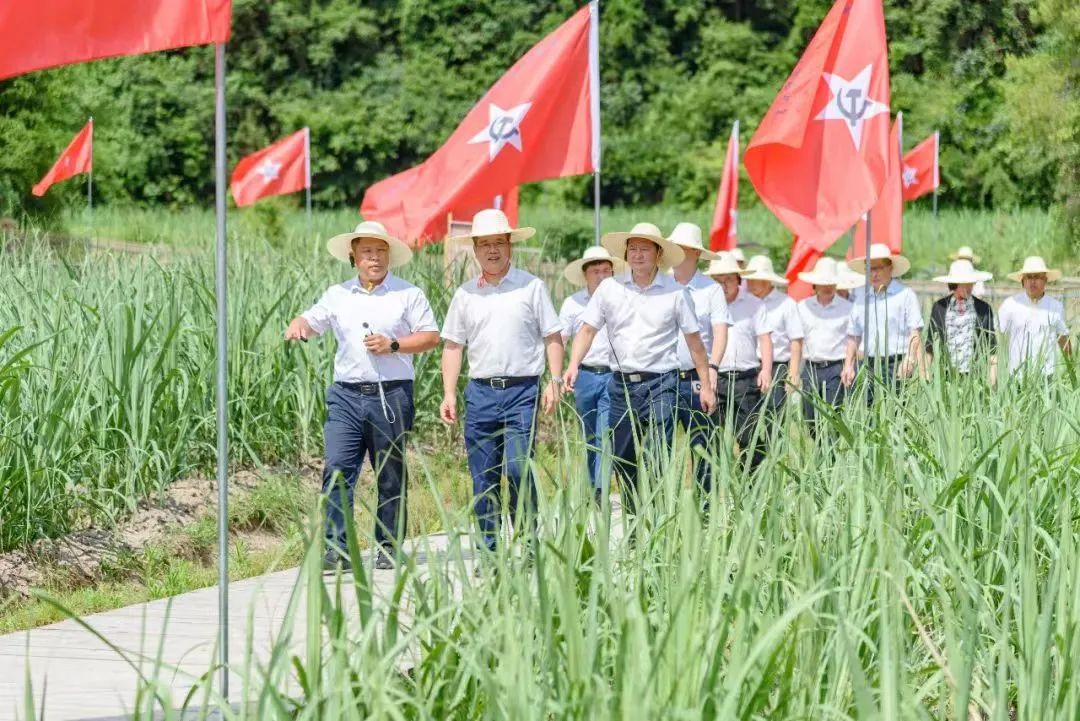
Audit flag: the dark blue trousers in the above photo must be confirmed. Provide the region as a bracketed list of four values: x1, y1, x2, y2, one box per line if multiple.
[573, 368, 612, 490]
[607, 371, 677, 515]
[464, 378, 540, 550]
[322, 382, 414, 555]
[675, 373, 718, 495]
[801, 360, 846, 421]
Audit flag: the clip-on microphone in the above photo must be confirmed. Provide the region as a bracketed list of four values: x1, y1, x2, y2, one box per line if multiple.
[363, 322, 396, 424]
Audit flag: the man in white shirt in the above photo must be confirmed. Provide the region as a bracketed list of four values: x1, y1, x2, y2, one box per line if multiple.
[286, 221, 440, 571]
[742, 255, 804, 412]
[998, 256, 1072, 377]
[842, 244, 923, 403]
[560, 246, 626, 503]
[668, 222, 731, 498]
[707, 253, 773, 471]
[796, 257, 853, 421]
[439, 209, 564, 555]
[564, 222, 714, 516]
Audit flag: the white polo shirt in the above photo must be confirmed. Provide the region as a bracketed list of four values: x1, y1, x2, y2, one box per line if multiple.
[847, 280, 924, 358]
[718, 288, 770, 372]
[759, 289, 804, 363]
[998, 292, 1069, 375]
[441, 266, 562, 379]
[579, 271, 698, 374]
[798, 294, 853, 362]
[560, 290, 615, 370]
[302, 273, 439, 383]
[675, 272, 733, 371]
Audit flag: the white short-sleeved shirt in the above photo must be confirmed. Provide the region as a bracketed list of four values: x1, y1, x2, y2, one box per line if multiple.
[580, 271, 699, 373]
[718, 288, 770, 372]
[998, 292, 1069, 375]
[560, 290, 614, 370]
[759, 289, 805, 363]
[302, 273, 439, 383]
[675, 272, 733, 370]
[847, 280, 924, 358]
[441, 266, 562, 379]
[798, 295, 853, 362]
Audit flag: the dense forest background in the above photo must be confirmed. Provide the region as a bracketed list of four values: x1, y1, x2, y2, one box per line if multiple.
[1, 0, 1077, 243]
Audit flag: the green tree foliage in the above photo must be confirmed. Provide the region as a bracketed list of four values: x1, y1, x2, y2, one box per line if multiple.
[0, 0, 1074, 220]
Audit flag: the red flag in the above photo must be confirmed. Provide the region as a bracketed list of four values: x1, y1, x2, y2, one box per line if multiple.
[370, 3, 598, 245]
[744, 0, 891, 251]
[709, 122, 740, 251]
[32, 120, 93, 197]
[849, 115, 903, 257]
[901, 130, 938, 201]
[0, 1, 231, 81]
[785, 240, 820, 301]
[231, 128, 309, 207]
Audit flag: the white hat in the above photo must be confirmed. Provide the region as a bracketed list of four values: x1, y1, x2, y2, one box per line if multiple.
[741, 255, 788, 286]
[564, 245, 627, 286]
[730, 247, 747, 264]
[666, 222, 721, 261]
[949, 245, 981, 263]
[1007, 256, 1062, 283]
[797, 256, 843, 286]
[327, 221, 413, 268]
[933, 259, 993, 285]
[704, 252, 744, 277]
[848, 243, 911, 277]
[601, 222, 686, 271]
[447, 208, 536, 244]
[835, 261, 866, 290]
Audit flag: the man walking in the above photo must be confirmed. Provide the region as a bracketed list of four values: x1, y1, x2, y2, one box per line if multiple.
[796, 257, 853, 420]
[742, 255, 804, 412]
[998, 256, 1072, 378]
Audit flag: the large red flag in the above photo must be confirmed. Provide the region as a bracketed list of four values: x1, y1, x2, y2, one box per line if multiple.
[901, 130, 938, 201]
[32, 120, 93, 197]
[785, 240, 820, 301]
[709, 121, 740, 251]
[0, 1, 231, 81]
[366, 3, 598, 245]
[849, 115, 903, 257]
[231, 128, 309, 207]
[745, 0, 891, 254]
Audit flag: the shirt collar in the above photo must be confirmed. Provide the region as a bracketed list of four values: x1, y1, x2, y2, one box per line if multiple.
[477, 266, 521, 289]
[619, 269, 668, 291]
[348, 273, 394, 295]
[870, 279, 902, 298]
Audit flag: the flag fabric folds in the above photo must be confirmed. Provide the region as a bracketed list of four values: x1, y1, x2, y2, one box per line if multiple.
[901, 130, 939, 202]
[849, 115, 904, 257]
[231, 128, 309, 207]
[709, 122, 740, 252]
[32, 120, 93, 197]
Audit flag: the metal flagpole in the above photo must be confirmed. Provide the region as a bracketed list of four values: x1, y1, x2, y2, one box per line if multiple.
[212, 42, 231, 702]
[862, 209, 872, 391]
[87, 117, 93, 255]
[932, 129, 940, 250]
[897, 112, 903, 248]
[589, 0, 601, 246]
[304, 126, 312, 239]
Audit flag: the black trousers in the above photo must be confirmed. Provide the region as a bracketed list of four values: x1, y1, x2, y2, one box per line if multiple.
[717, 369, 766, 470]
[764, 361, 791, 413]
[863, 354, 905, 405]
[801, 359, 846, 421]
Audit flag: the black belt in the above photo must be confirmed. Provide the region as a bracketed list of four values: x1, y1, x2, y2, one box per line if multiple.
[678, 368, 699, 381]
[471, 375, 538, 390]
[808, 359, 843, 368]
[338, 379, 411, 395]
[579, 364, 611, 375]
[613, 370, 671, 384]
[720, 368, 759, 380]
[866, 354, 906, 363]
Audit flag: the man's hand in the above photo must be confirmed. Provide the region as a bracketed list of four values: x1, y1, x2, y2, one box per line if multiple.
[439, 394, 457, 424]
[897, 358, 914, 380]
[698, 383, 716, 414]
[364, 333, 393, 355]
[563, 365, 580, 393]
[542, 379, 563, 415]
[285, 316, 314, 342]
[787, 372, 802, 390]
[757, 368, 771, 393]
[841, 363, 856, 387]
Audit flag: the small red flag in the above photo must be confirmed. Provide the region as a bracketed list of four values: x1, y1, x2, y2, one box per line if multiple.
[849, 115, 903, 257]
[231, 128, 310, 207]
[32, 120, 92, 197]
[901, 130, 939, 202]
[0, 1, 231, 81]
[709, 122, 740, 251]
[744, 0, 891, 252]
[785, 239, 820, 302]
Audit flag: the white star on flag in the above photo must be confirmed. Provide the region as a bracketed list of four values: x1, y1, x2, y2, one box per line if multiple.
[815, 64, 889, 150]
[902, 165, 918, 188]
[257, 159, 282, 183]
[468, 102, 532, 161]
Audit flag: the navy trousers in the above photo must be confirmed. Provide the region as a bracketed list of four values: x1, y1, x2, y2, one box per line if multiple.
[675, 373, 719, 496]
[801, 360, 846, 421]
[607, 371, 678, 515]
[717, 369, 766, 471]
[573, 368, 612, 491]
[764, 361, 791, 413]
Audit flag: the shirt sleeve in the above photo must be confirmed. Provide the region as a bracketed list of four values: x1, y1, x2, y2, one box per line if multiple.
[580, 282, 607, 330]
[848, 303, 864, 338]
[675, 288, 700, 334]
[785, 300, 805, 339]
[440, 289, 468, 345]
[300, 289, 334, 335]
[407, 288, 439, 333]
[752, 303, 770, 336]
[1052, 306, 1069, 336]
[558, 297, 575, 341]
[533, 280, 564, 337]
[905, 289, 924, 332]
[709, 289, 734, 327]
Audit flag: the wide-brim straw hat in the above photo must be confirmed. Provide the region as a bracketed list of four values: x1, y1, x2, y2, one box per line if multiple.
[797, 256, 843, 286]
[447, 208, 536, 244]
[835, 261, 866, 290]
[666, 222, 721, 261]
[848, 243, 911, 277]
[601, 222, 686, 270]
[741, 254, 788, 286]
[327, 221, 413, 268]
[949, 245, 981, 263]
[933, 259, 993, 285]
[1007, 256, 1062, 283]
[564, 245, 627, 286]
[730, 247, 747, 265]
[704, 252, 744, 277]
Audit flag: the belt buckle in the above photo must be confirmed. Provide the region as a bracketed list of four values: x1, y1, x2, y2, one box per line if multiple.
[628, 373, 643, 383]
[491, 377, 508, 390]
[360, 383, 377, 394]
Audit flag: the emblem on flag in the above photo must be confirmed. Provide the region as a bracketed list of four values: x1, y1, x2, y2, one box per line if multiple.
[468, 102, 532, 160]
[816, 64, 889, 149]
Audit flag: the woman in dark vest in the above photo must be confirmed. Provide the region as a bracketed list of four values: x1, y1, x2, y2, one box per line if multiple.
[924, 259, 997, 380]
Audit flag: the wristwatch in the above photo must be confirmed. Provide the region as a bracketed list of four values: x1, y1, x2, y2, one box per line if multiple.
[390, 337, 400, 353]
[708, 363, 720, 371]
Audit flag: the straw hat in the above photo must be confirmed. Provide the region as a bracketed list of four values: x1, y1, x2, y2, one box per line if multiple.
[447, 208, 536, 244]
[948, 245, 981, 263]
[704, 252, 744, 277]
[848, 243, 911, 277]
[601, 222, 685, 270]
[933, 259, 993, 285]
[1007, 256, 1062, 283]
[327, 221, 413, 268]
[563, 245, 627, 286]
[797, 256, 844, 286]
[730, 247, 747, 265]
[666, 222, 721, 261]
[741, 255, 788, 286]
[835, 261, 866, 290]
